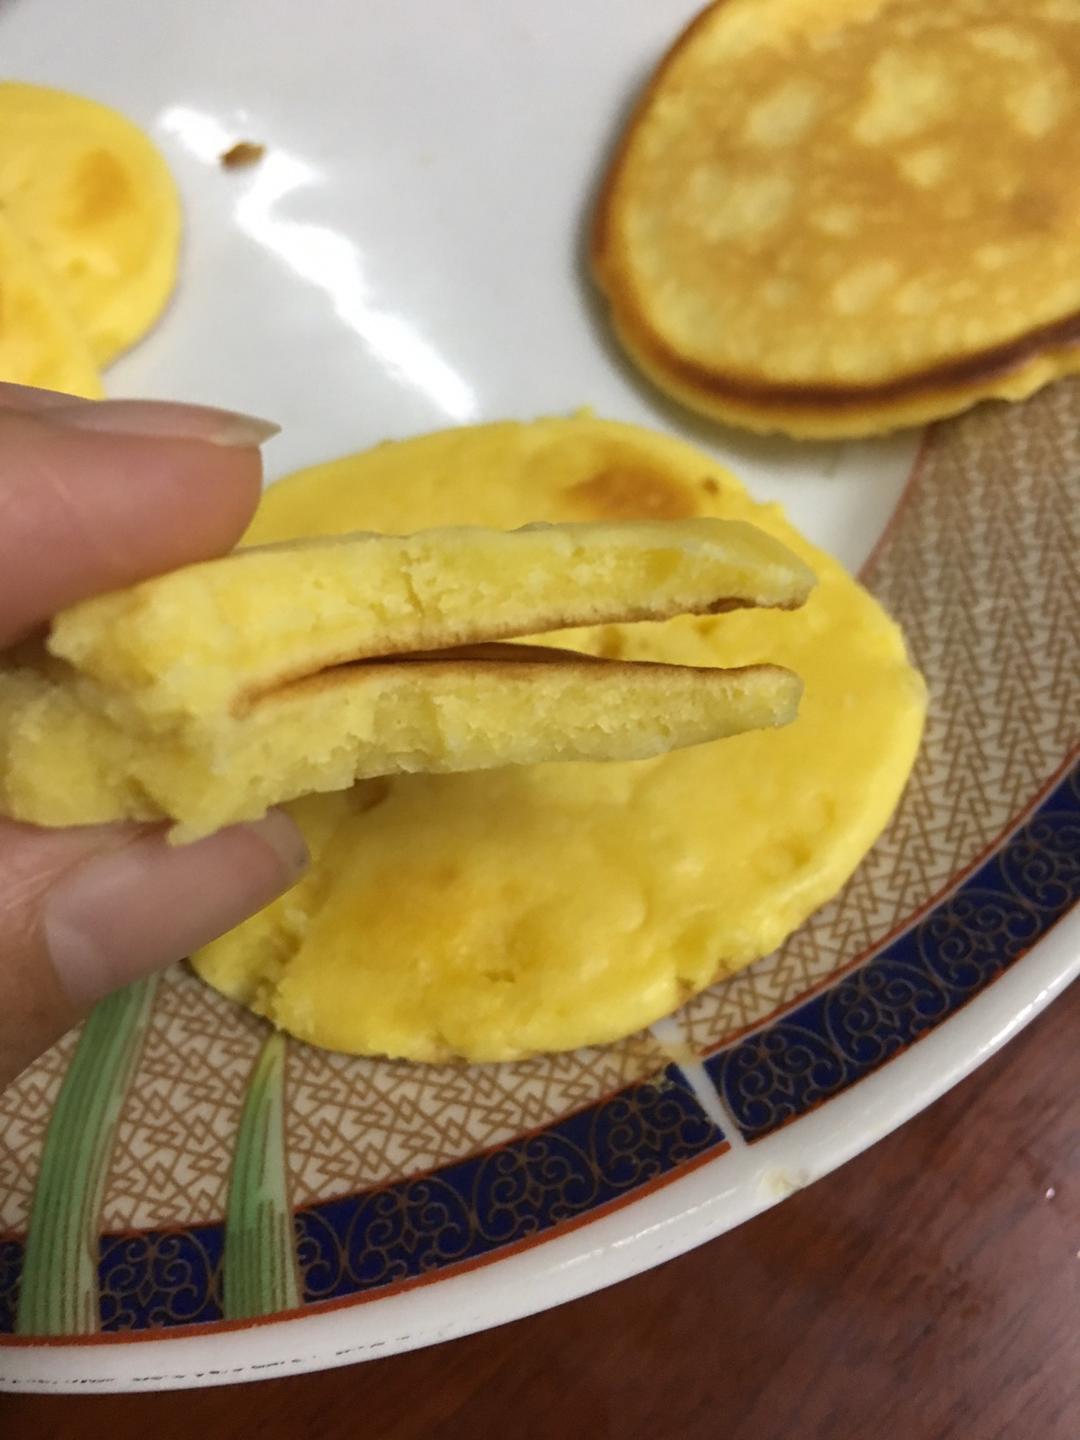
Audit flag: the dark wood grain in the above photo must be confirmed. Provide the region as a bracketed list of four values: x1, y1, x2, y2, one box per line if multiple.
[3, 981, 1077, 1440]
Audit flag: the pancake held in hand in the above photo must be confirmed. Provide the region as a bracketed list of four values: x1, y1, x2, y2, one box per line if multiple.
[0, 519, 808, 837]
[593, 0, 1080, 437]
[0, 211, 101, 395]
[0, 82, 180, 363]
[50, 517, 814, 732]
[0, 644, 801, 839]
[194, 416, 926, 1061]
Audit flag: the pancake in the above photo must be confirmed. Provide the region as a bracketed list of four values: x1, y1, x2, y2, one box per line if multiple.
[592, 0, 1080, 437]
[0, 82, 180, 364]
[49, 517, 813, 733]
[0, 518, 809, 837]
[193, 415, 926, 1061]
[0, 210, 102, 396]
[0, 644, 800, 839]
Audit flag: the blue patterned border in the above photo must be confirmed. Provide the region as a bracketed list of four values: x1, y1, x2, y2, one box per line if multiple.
[293, 1064, 721, 1307]
[1, 764, 1075, 1337]
[706, 762, 1080, 1140]
[0, 1240, 20, 1336]
[0, 1065, 724, 1333]
[98, 1225, 225, 1332]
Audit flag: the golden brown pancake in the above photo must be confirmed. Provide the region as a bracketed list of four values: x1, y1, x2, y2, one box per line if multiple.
[593, 0, 1080, 437]
[0, 644, 801, 840]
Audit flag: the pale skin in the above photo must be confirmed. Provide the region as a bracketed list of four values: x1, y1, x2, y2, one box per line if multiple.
[0, 384, 309, 1086]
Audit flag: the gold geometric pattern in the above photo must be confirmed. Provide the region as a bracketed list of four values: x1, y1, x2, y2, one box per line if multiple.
[284, 1030, 667, 1207]
[2, 381, 1077, 1234]
[98, 966, 265, 1230]
[681, 379, 1080, 1051]
[0, 1026, 81, 1234]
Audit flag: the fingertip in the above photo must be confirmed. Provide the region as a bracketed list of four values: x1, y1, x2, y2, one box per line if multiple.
[46, 399, 280, 449]
[244, 808, 311, 881]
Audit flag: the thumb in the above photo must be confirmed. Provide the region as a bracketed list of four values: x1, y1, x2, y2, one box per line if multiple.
[0, 811, 308, 1085]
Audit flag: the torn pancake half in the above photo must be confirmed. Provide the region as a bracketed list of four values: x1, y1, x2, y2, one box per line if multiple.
[0, 518, 812, 839]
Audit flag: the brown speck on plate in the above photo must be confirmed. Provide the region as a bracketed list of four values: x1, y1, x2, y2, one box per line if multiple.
[220, 141, 266, 170]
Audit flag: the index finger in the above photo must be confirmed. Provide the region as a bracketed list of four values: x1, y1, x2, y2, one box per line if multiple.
[0, 399, 271, 648]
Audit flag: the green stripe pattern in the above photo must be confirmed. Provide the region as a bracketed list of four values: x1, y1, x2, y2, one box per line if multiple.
[16, 977, 158, 1336]
[223, 1030, 299, 1320]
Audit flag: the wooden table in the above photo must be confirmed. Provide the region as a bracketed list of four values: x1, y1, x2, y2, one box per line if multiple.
[4, 981, 1077, 1440]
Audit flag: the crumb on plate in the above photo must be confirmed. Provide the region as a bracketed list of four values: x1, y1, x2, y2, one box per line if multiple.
[220, 141, 265, 169]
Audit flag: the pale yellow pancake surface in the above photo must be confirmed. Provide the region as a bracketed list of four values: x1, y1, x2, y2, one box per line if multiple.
[0, 210, 102, 396]
[594, 0, 1080, 436]
[194, 416, 926, 1061]
[0, 82, 180, 364]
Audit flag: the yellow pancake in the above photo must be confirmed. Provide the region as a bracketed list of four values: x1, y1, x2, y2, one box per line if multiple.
[0, 210, 102, 396]
[593, 0, 1080, 437]
[0, 644, 800, 840]
[194, 415, 926, 1061]
[0, 82, 180, 364]
[49, 517, 813, 732]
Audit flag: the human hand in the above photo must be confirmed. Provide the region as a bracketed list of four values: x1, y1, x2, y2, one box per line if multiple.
[0, 383, 309, 1086]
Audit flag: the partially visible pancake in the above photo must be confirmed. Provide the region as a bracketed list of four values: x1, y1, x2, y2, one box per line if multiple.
[193, 415, 927, 1061]
[0, 82, 180, 364]
[592, 0, 1080, 437]
[0, 210, 102, 396]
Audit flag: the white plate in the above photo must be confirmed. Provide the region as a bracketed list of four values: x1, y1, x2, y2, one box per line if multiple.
[0, 0, 1076, 1392]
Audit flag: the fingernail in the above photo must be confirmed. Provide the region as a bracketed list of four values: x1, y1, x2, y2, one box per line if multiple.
[247, 808, 311, 878]
[45, 398, 280, 448]
[44, 810, 309, 1007]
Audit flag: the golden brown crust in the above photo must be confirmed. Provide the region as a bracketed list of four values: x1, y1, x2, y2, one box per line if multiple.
[235, 594, 801, 711]
[590, 0, 1080, 432]
[257, 643, 794, 706]
[604, 273, 1080, 412]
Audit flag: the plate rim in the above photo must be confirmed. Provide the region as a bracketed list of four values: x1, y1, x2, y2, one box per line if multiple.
[2, 782, 1075, 1392]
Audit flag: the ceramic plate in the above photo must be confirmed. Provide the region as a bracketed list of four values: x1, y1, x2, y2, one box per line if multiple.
[0, 0, 1076, 1393]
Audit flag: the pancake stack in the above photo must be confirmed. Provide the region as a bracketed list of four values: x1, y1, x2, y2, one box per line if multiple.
[0, 516, 812, 838]
[185, 415, 926, 1061]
